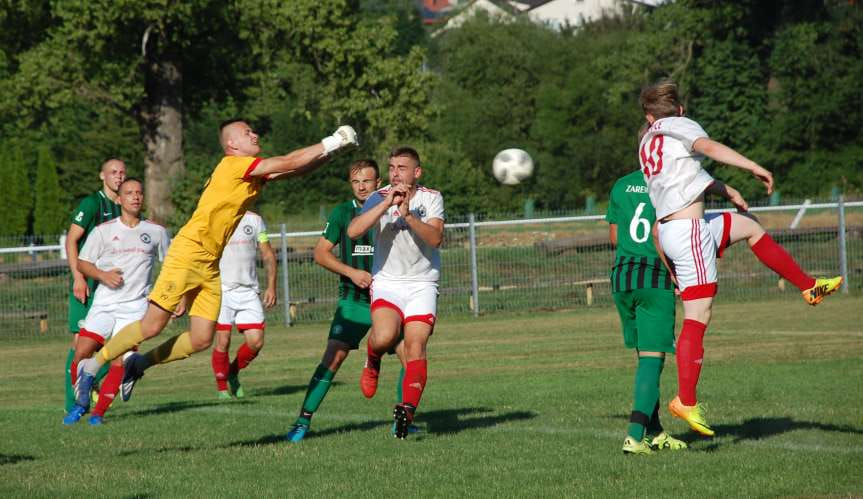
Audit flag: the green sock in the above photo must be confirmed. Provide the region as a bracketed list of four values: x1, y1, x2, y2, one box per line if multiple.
[64, 348, 75, 413]
[627, 356, 663, 441]
[297, 364, 336, 425]
[396, 366, 406, 403]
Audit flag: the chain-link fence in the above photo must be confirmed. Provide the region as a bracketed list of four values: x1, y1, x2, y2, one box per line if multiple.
[1, 199, 860, 338]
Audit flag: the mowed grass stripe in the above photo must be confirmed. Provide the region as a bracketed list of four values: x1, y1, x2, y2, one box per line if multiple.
[0, 296, 861, 497]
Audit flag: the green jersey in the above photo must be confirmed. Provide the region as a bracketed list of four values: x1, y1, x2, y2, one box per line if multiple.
[605, 170, 673, 293]
[323, 199, 375, 303]
[70, 190, 122, 251]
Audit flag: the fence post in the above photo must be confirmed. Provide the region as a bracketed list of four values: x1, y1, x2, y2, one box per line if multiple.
[280, 223, 293, 326]
[468, 213, 479, 317]
[838, 195, 849, 294]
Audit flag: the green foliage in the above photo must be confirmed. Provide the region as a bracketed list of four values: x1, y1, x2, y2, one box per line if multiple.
[33, 146, 65, 235]
[0, 143, 31, 236]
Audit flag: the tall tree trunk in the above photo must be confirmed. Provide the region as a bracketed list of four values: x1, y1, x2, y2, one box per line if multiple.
[139, 43, 184, 226]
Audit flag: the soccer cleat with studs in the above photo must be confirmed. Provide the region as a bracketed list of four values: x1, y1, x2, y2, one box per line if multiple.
[650, 431, 688, 450]
[668, 396, 714, 437]
[802, 276, 843, 306]
[393, 403, 415, 440]
[120, 353, 145, 402]
[622, 436, 654, 455]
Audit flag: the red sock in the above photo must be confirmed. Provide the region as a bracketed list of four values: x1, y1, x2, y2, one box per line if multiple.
[677, 319, 707, 406]
[92, 364, 123, 417]
[366, 341, 382, 370]
[402, 359, 428, 409]
[70, 360, 78, 386]
[751, 234, 816, 291]
[211, 349, 230, 391]
[230, 343, 259, 375]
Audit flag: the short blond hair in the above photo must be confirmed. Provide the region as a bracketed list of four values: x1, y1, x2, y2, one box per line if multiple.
[640, 80, 682, 119]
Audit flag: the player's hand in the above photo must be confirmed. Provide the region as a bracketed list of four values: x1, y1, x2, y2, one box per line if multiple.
[100, 268, 124, 289]
[262, 287, 277, 309]
[751, 164, 774, 195]
[72, 274, 89, 303]
[396, 185, 412, 217]
[172, 296, 188, 318]
[321, 125, 359, 156]
[388, 184, 409, 208]
[725, 185, 749, 212]
[350, 270, 372, 289]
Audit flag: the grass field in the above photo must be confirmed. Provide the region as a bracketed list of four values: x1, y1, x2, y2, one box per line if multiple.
[1, 297, 862, 497]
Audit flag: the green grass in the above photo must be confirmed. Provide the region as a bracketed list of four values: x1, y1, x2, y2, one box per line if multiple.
[1, 296, 862, 496]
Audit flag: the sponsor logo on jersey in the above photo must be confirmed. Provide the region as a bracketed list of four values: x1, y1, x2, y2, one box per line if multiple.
[103, 212, 113, 217]
[352, 245, 374, 256]
[242, 224, 253, 235]
[625, 185, 648, 193]
[140, 233, 151, 244]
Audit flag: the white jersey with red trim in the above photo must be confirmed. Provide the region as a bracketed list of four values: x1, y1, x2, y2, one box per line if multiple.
[362, 184, 444, 282]
[639, 116, 715, 219]
[219, 211, 268, 291]
[79, 218, 169, 304]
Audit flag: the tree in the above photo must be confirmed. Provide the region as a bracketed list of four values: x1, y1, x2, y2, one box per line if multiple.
[0, 143, 31, 236]
[33, 146, 65, 235]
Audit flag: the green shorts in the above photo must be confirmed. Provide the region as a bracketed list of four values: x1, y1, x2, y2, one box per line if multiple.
[612, 288, 676, 353]
[328, 299, 372, 350]
[67, 278, 98, 333]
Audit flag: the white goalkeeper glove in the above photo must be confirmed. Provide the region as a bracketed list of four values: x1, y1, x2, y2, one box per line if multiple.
[321, 125, 359, 156]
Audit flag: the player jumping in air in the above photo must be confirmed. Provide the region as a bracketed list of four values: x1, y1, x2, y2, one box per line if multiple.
[65, 178, 169, 425]
[607, 170, 687, 454]
[211, 211, 277, 399]
[347, 147, 444, 439]
[74, 120, 358, 408]
[638, 80, 843, 436]
[287, 159, 414, 442]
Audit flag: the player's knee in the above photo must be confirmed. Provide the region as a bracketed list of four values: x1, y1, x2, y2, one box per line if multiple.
[247, 336, 264, 351]
[190, 334, 213, 352]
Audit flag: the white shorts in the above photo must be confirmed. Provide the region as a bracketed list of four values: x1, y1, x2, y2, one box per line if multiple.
[217, 286, 266, 332]
[658, 214, 732, 301]
[79, 298, 148, 345]
[370, 279, 438, 327]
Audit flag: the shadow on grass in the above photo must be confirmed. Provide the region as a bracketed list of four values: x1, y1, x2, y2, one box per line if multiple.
[0, 453, 35, 465]
[249, 383, 315, 397]
[422, 407, 537, 436]
[686, 417, 863, 451]
[717, 417, 863, 442]
[228, 419, 392, 447]
[113, 399, 252, 420]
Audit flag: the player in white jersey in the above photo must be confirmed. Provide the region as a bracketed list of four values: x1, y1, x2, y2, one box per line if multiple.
[64, 178, 169, 426]
[638, 80, 843, 436]
[211, 211, 277, 399]
[347, 146, 445, 439]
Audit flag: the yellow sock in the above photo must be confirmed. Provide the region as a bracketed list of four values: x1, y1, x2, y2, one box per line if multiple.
[144, 331, 196, 366]
[98, 321, 145, 365]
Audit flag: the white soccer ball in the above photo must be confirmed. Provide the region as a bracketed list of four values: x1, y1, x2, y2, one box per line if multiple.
[492, 148, 534, 185]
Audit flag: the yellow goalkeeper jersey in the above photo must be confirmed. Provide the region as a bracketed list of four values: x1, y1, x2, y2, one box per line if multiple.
[175, 156, 265, 258]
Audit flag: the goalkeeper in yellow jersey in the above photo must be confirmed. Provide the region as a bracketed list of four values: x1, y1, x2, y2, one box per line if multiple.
[75, 120, 358, 406]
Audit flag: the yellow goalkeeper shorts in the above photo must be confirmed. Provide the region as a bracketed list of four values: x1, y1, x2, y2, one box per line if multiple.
[149, 235, 222, 321]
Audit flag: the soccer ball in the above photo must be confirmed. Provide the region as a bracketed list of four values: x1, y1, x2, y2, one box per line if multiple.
[492, 148, 534, 185]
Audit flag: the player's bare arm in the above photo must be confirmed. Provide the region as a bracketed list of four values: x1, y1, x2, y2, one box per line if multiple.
[77, 259, 124, 289]
[692, 137, 774, 194]
[609, 224, 618, 247]
[705, 180, 749, 212]
[65, 224, 89, 303]
[398, 187, 444, 248]
[313, 237, 372, 289]
[249, 126, 359, 179]
[259, 241, 278, 308]
[346, 187, 402, 239]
